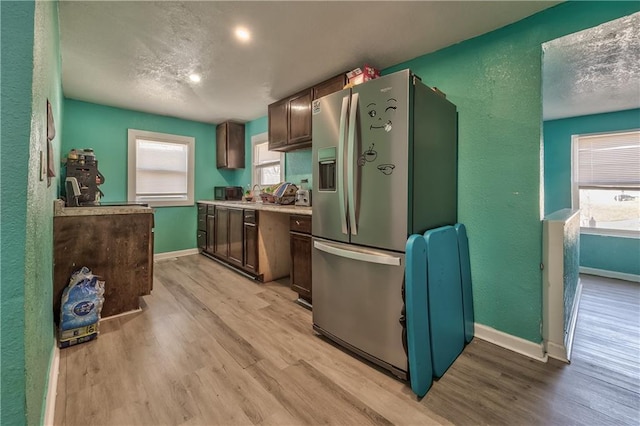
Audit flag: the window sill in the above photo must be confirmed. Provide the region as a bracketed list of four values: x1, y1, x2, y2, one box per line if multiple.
[580, 227, 640, 239]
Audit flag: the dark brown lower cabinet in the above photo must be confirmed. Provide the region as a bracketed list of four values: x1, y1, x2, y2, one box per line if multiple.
[204, 205, 260, 277]
[243, 209, 258, 273]
[214, 207, 229, 258]
[197, 203, 207, 252]
[290, 215, 312, 304]
[53, 211, 154, 322]
[228, 208, 244, 267]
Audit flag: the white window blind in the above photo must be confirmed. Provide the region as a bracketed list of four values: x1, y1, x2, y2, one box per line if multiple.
[136, 139, 188, 196]
[128, 129, 195, 207]
[576, 131, 640, 187]
[252, 135, 283, 188]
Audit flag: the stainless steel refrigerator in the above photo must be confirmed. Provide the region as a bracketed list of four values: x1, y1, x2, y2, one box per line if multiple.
[311, 69, 457, 379]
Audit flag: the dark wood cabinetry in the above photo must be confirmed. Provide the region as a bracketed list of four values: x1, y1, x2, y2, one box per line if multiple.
[53, 210, 154, 322]
[197, 203, 207, 252]
[228, 208, 244, 267]
[290, 214, 312, 305]
[206, 205, 215, 254]
[268, 98, 288, 151]
[216, 121, 245, 169]
[287, 88, 313, 147]
[313, 73, 348, 100]
[268, 72, 347, 152]
[243, 210, 258, 274]
[202, 204, 259, 277]
[214, 206, 229, 258]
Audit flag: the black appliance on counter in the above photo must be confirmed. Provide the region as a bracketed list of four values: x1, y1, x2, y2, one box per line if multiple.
[214, 186, 243, 200]
[64, 148, 105, 207]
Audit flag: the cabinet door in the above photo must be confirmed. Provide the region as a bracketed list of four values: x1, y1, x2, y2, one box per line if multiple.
[197, 204, 207, 231]
[290, 232, 312, 301]
[205, 214, 215, 254]
[228, 208, 244, 266]
[268, 98, 288, 151]
[214, 207, 229, 258]
[226, 122, 245, 169]
[288, 88, 313, 146]
[243, 223, 258, 273]
[313, 73, 347, 100]
[198, 230, 207, 252]
[216, 122, 228, 168]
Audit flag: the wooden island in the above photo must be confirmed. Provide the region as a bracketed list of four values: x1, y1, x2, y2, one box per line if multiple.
[53, 200, 154, 322]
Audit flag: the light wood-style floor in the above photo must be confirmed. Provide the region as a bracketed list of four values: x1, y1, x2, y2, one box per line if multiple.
[54, 255, 640, 425]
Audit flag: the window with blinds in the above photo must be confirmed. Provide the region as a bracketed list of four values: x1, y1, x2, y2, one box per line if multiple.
[252, 133, 284, 190]
[573, 130, 640, 234]
[128, 129, 195, 207]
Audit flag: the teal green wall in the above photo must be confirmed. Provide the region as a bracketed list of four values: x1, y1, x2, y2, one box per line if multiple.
[544, 108, 640, 276]
[62, 99, 228, 253]
[286, 149, 313, 187]
[1, 1, 63, 424]
[231, 115, 268, 188]
[384, 1, 640, 342]
[581, 234, 640, 276]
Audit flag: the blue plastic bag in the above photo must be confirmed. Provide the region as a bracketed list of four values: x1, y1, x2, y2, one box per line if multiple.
[59, 267, 105, 347]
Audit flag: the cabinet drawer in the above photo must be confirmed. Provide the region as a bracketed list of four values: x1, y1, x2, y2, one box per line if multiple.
[207, 205, 216, 215]
[198, 203, 207, 215]
[244, 209, 257, 224]
[197, 215, 206, 232]
[290, 215, 311, 234]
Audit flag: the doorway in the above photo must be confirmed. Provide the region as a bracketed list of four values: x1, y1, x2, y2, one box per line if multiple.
[541, 12, 640, 362]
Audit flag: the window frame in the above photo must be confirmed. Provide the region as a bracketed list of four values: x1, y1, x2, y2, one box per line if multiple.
[571, 129, 640, 238]
[127, 129, 195, 207]
[251, 132, 284, 190]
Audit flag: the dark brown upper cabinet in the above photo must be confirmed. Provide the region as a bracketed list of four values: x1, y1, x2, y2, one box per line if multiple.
[313, 73, 347, 100]
[287, 88, 313, 147]
[268, 72, 347, 152]
[268, 98, 288, 151]
[216, 121, 245, 169]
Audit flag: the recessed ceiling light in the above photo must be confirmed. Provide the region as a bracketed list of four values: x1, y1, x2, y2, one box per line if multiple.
[189, 73, 201, 83]
[235, 27, 251, 42]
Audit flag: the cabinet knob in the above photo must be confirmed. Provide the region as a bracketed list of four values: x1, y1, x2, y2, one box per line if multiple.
[296, 220, 301, 226]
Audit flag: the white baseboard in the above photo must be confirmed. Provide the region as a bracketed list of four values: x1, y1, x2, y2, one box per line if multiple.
[545, 341, 569, 363]
[580, 267, 640, 283]
[544, 279, 582, 363]
[43, 342, 60, 426]
[564, 279, 583, 362]
[101, 307, 142, 321]
[154, 248, 199, 262]
[474, 323, 548, 362]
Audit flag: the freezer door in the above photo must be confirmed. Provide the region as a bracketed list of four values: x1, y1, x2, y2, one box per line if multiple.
[312, 88, 351, 243]
[312, 238, 407, 374]
[349, 70, 410, 252]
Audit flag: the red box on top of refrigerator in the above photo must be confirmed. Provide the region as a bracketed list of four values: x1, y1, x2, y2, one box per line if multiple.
[346, 64, 380, 85]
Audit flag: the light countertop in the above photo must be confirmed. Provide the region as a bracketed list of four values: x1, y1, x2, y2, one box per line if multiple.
[54, 199, 153, 217]
[198, 200, 312, 216]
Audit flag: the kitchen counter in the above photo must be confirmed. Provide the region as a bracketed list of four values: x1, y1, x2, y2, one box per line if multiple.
[54, 199, 153, 216]
[53, 199, 154, 322]
[197, 200, 311, 215]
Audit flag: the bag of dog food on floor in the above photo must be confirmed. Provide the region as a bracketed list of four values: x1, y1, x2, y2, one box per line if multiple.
[58, 267, 105, 348]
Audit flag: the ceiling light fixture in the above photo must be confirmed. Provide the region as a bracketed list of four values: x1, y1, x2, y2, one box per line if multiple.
[189, 73, 201, 83]
[235, 27, 251, 42]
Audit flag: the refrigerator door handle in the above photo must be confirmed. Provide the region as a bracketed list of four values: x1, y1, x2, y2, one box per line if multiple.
[314, 240, 402, 266]
[347, 92, 359, 235]
[338, 95, 350, 235]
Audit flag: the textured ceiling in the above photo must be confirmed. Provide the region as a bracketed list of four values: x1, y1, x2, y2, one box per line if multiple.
[59, 1, 560, 124]
[543, 12, 640, 121]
